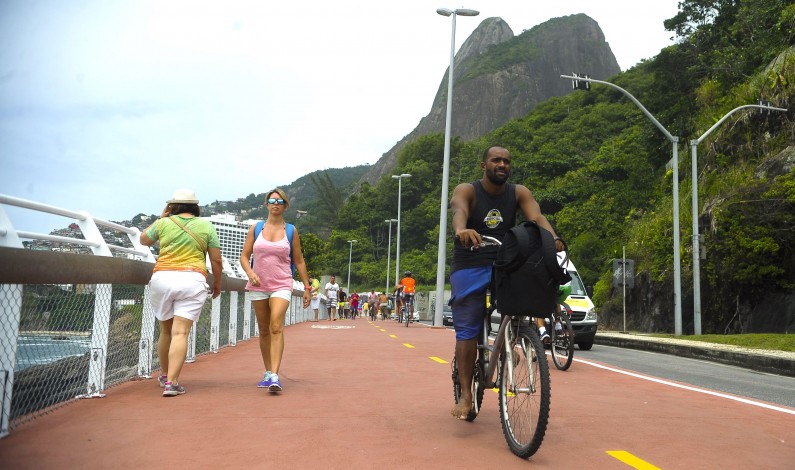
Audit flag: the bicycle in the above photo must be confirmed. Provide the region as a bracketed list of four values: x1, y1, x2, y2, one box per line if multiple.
[547, 300, 574, 371]
[403, 293, 415, 327]
[450, 235, 551, 458]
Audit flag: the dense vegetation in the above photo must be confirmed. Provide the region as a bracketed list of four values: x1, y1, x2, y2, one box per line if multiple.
[297, 0, 794, 334]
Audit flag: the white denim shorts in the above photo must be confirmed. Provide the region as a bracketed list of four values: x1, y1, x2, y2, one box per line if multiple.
[310, 296, 320, 309]
[249, 289, 292, 302]
[148, 271, 209, 322]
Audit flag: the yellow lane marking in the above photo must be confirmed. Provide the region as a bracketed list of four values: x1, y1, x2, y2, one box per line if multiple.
[379, 329, 386, 332]
[606, 451, 661, 470]
[430, 357, 448, 363]
[389, 334, 397, 338]
[403, 343, 415, 349]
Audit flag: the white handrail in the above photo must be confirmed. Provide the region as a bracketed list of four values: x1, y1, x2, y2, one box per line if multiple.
[0, 193, 155, 262]
[0, 194, 88, 221]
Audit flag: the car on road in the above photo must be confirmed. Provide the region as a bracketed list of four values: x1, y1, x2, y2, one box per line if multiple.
[558, 253, 597, 350]
[442, 305, 453, 327]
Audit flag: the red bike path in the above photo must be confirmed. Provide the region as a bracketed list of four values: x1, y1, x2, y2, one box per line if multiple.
[1, 319, 793, 469]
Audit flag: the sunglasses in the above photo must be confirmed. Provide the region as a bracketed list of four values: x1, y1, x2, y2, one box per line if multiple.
[267, 198, 286, 205]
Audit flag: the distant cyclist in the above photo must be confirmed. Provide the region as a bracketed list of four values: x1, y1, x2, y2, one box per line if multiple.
[397, 271, 416, 320]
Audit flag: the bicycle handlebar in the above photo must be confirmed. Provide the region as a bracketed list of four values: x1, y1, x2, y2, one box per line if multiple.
[469, 235, 502, 251]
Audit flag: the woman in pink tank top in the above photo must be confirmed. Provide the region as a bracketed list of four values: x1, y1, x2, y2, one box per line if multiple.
[240, 189, 311, 393]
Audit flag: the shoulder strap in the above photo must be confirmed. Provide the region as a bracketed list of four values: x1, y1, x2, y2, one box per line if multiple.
[286, 223, 294, 254]
[286, 223, 296, 275]
[250, 221, 264, 269]
[168, 216, 207, 253]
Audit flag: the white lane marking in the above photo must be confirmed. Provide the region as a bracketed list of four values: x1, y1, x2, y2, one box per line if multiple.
[577, 358, 795, 416]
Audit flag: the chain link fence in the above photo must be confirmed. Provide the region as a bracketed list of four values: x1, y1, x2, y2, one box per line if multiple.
[0, 248, 315, 437]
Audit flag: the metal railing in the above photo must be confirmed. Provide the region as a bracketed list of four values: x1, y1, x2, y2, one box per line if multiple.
[0, 195, 326, 438]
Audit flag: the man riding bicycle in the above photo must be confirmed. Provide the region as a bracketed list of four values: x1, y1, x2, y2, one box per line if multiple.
[448, 145, 563, 420]
[396, 271, 416, 321]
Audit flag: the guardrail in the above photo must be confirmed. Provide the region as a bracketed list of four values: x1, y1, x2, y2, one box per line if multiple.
[0, 194, 156, 261]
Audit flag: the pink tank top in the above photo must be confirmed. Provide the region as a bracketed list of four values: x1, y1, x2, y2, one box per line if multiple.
[246, 232, 293, 292]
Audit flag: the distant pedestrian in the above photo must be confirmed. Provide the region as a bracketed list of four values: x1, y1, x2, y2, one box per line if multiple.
[325, 275, 340, 321]
[309, 276, 321, 321]
[240, 188, 312, 393]
[350, 291, 360, 320]
[339, 290, 348, 319]
[140, 189, 223, 397]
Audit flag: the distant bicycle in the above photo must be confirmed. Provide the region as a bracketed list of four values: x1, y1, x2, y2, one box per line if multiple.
[403, 293, 415, 327]
[450, 235, 551, 458]
[547, 301, 574, 371]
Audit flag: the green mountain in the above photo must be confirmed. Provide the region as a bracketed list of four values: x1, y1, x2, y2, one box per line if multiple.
[306, 0, 795, 335]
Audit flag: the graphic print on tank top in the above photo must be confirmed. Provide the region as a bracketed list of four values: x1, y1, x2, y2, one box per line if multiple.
[483, 208, 504, 229]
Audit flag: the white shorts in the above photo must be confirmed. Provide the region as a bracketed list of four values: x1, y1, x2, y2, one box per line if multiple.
[249, 290, 292, 302]
[311, 297, 320, 309]
[327, 300, 337, 309]
[148, 271, 209, 322]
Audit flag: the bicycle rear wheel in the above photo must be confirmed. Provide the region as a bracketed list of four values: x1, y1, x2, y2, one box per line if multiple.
[498, 322, 550, 458]
[550, 306, 574, 371]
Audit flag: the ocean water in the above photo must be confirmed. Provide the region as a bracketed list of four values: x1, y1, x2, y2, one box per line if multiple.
[15, 335, 91, 371]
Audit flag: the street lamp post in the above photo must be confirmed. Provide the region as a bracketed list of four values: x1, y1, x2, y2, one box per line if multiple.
[434, 7, 479, 327]
[346, 239, 357, 295]
[384, 219, 398, 294]
[561, 74, 684, 335]
[392, 174, 411, 288]
[689, 103, 787, 335]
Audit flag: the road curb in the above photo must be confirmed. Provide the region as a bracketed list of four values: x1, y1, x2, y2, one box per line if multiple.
[594, 333, 795, 378]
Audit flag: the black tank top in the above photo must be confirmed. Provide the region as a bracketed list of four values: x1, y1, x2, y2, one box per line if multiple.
[451, 181, 517, 273]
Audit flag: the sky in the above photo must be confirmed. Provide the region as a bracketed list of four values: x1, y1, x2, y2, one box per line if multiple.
[0, 0, 681, 236]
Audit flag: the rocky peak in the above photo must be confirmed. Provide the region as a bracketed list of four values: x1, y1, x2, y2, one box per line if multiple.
[359, 14, 620, 187]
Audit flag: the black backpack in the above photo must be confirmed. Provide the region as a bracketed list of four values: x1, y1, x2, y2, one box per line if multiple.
[492, 221, 571, 316]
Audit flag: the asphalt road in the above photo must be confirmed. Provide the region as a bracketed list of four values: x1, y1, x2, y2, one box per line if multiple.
[577, 344, 795, 408]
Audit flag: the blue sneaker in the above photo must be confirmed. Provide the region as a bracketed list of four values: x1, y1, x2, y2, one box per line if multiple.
[257, 371, 273, 388]
[268, 373, 282, 392]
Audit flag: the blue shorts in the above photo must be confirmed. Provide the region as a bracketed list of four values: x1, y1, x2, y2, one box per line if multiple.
[450, 266, 492, 341]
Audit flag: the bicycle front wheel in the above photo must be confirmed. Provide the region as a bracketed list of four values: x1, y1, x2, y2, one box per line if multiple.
[550, 307, 574, 371]
[451, 355, 484, 422]
[499, 324, 550, 459]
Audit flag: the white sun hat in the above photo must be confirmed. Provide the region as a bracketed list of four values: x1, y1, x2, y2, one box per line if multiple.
[167, 188, 199, 204]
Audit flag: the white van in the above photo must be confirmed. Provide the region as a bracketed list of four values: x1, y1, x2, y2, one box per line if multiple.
[558, 253, 598, 350]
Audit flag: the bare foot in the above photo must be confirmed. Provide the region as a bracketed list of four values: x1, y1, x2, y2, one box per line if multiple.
[451, 400, 472, 420]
